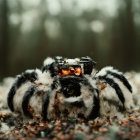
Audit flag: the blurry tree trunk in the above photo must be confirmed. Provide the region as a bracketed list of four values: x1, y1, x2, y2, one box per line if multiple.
[0, 0, 9, 79]
[35, 0, 49, 64]
[110, 0, 136, 71]
[122, 0, 136, 69]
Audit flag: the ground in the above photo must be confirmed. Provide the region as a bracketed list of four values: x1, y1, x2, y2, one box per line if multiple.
[0, 72, 140, 140]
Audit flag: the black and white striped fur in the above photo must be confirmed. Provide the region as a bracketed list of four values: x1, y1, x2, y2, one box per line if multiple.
[7, 57, 134, 120]
[7, 57, 99, 120]
[95, 66, 134, 116]
[7, 69, 54, 118]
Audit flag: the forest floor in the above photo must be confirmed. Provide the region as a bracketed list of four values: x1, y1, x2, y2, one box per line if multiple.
[0, 72, 140, 140]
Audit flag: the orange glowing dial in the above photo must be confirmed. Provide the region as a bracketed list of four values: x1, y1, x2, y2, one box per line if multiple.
[69, 67, 75, 74]
[59, 66, 82, 77]
[75, 67, 82, 76]
[61, 69, 70, 76]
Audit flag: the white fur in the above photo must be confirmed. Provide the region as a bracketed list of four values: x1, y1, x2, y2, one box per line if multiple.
[28, 71, 54, 115]
[25, 69, 34, 73]
[63, 96, 82, 102]
[54, 92, 85, 118]
[0, 123, 11, 133]
[126, 72, 140, 106]
[48, 87, 87, 119]
[96, 66, 123, 78]
[85, 75, 98, 97]
[80, 84, 94, 117]
[13, 69, 54, 116]
[47, 87, 60, 119]
[13, 82, 33, 112]
[96, 67, 134, 116]
[74, 58, 80, 62]
[96, 66, 113, 77]
[35, 69, 53, 89]
[56, 76, 98, 119]
[55, 56, 63, 60]
[43, 57, 55, 66]
[5, 62, 135, 120]
[29, 94, 42, 114]
[91, 69, 98, 78]
[107, 75, 134, 110]
[99, 84, 123, 116]
[66, 58, 80, 65]
[0, 77, 15, 108]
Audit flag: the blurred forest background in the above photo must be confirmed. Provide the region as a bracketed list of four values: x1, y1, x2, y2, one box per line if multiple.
[0, 0, 140, 79]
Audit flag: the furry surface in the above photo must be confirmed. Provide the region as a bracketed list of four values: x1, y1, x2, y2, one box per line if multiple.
[95, 67, 134, 117]
[3, 57, 135, 121]
[1, 72, 140, 139]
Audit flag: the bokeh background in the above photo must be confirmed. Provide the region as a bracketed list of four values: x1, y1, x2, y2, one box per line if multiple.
[0, 0, 140, 79]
